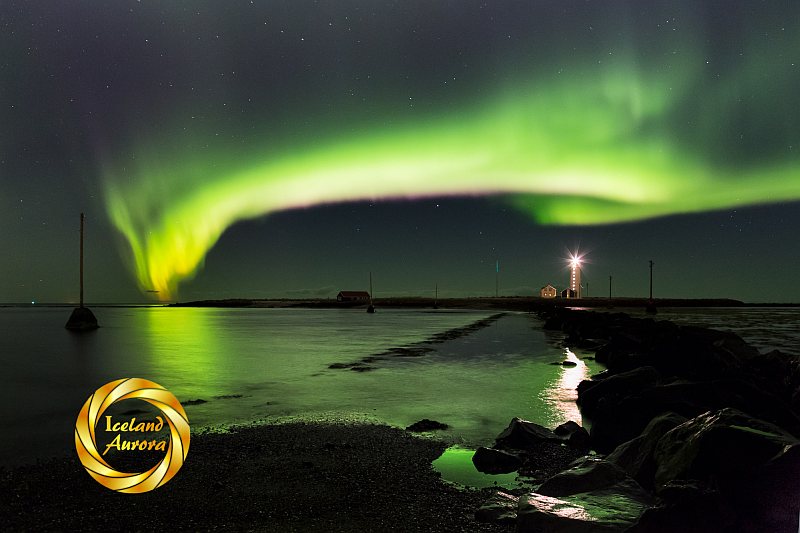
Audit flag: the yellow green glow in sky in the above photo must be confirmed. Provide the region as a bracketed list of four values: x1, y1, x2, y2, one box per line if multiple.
[105, 72, 800, 300]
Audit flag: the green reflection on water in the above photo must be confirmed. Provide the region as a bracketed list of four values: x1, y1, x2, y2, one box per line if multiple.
[432, 446, 520, 489]
[142, 307, 222, 392]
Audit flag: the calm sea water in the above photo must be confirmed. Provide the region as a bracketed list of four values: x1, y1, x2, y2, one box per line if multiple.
[2, 306, 796, 468]
[621, 307, 800, 356]
[0, 307, 594, 466]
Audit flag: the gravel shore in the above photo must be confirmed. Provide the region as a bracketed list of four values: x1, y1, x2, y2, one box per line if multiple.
[1, 421, 512, 532]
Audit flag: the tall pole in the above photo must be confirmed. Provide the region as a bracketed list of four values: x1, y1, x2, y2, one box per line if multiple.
[609, 275, 612, 300]
[649, 260, 654, 300]
[79, 212, 85, 308]
[495, 259, 499, 298]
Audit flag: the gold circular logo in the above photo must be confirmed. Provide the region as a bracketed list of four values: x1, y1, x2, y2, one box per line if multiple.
[75, 378, 190, 493]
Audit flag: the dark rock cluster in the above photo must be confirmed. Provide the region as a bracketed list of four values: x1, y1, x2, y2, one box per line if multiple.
[476, 308, 800, 532]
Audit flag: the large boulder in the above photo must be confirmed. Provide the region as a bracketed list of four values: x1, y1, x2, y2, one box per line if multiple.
[585, 377, 800, 453]
[471, 447, 522, 474]
[474, 491, 518, 524]
[537, 458, 630, 497]
[653, 408, 799, 488]
[577, 366, 660, 418]
[606, 412, 688, 489]
[628, 480, 735, 533]
[519, 458, 652, 532]
[494, 417, 561, 450]
[553, 421, 590, 449]
[517, 483, 652, 532]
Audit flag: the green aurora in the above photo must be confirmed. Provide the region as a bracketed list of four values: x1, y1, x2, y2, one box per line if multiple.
[102, 5, 800, 300]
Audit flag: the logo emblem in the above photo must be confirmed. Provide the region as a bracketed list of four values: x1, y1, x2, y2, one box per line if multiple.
[75, 378, 190, 493]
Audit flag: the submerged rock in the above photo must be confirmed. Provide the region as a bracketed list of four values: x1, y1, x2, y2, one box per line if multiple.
[405, 419, 449, 432]
[472, 447, 522, 474]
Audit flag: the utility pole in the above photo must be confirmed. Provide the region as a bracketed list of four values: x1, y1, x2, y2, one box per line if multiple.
[79, 212, 85, 308]
[646, 260, 657, 314]
[495, 260, 499, 298]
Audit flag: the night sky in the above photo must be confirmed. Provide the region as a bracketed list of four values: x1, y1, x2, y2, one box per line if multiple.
[2, 1, 799, 304]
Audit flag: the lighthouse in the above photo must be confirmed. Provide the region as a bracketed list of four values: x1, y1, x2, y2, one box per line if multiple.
[568, 254, 582, 299]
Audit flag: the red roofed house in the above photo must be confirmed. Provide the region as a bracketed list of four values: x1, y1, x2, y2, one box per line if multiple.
[337, 291, 371, 303]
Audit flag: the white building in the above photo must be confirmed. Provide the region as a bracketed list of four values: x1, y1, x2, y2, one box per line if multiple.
[540, 284, 557, 299]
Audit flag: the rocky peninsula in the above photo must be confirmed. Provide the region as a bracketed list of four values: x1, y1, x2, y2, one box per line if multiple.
[470, 307, 800, 532]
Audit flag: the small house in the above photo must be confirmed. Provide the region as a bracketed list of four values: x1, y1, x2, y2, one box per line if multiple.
[540, 284, 557, 299]
[337, 291, 371, 303]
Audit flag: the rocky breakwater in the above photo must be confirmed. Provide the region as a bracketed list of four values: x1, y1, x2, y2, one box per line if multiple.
[474, 308, 800, 532]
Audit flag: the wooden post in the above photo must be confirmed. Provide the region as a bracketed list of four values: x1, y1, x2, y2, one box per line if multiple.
[66, 212, 98, 330]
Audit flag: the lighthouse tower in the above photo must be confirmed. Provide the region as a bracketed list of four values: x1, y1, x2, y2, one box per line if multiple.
[569, 255, 582, 299]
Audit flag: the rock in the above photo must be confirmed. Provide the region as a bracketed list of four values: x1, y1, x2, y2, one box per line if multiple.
[537, 458, 631, 497]
[494, 417, 561, 450]
[733, 443, 800, 532]
[405, 419, 449, 432]
[577, 366, 661, 418]
[553, 421, 590, 449]
[475, 491, 518, 524]
[183, 398, 207, 405]
[561, 360, 578, 368]
[64, 306, 99, 331]
[606, 412, 688, 489]
[653, 408, 800, 488]
[517, 483, 652, 533]
[628, 480, 735, 533]
[472, 447, 522, 474]
[588, 376, 800, 453]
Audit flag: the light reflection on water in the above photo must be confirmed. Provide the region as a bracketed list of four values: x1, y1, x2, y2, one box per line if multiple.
[539, 348, 590, 426]
[0, 307, 597, 466]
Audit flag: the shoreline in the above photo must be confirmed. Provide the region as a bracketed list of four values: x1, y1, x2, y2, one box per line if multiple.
[5, 296, 800, 308]
[3, 306, 799, 530]
[0, 421, 509, 532]
[168, 296, 773, 310]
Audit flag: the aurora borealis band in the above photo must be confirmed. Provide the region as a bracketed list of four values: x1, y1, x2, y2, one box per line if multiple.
[3, 1, 800, 302]
[107, 72, 800, 299]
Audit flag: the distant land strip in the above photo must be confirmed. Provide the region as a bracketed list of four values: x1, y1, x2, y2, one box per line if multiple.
[167, 297, 759, 311]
